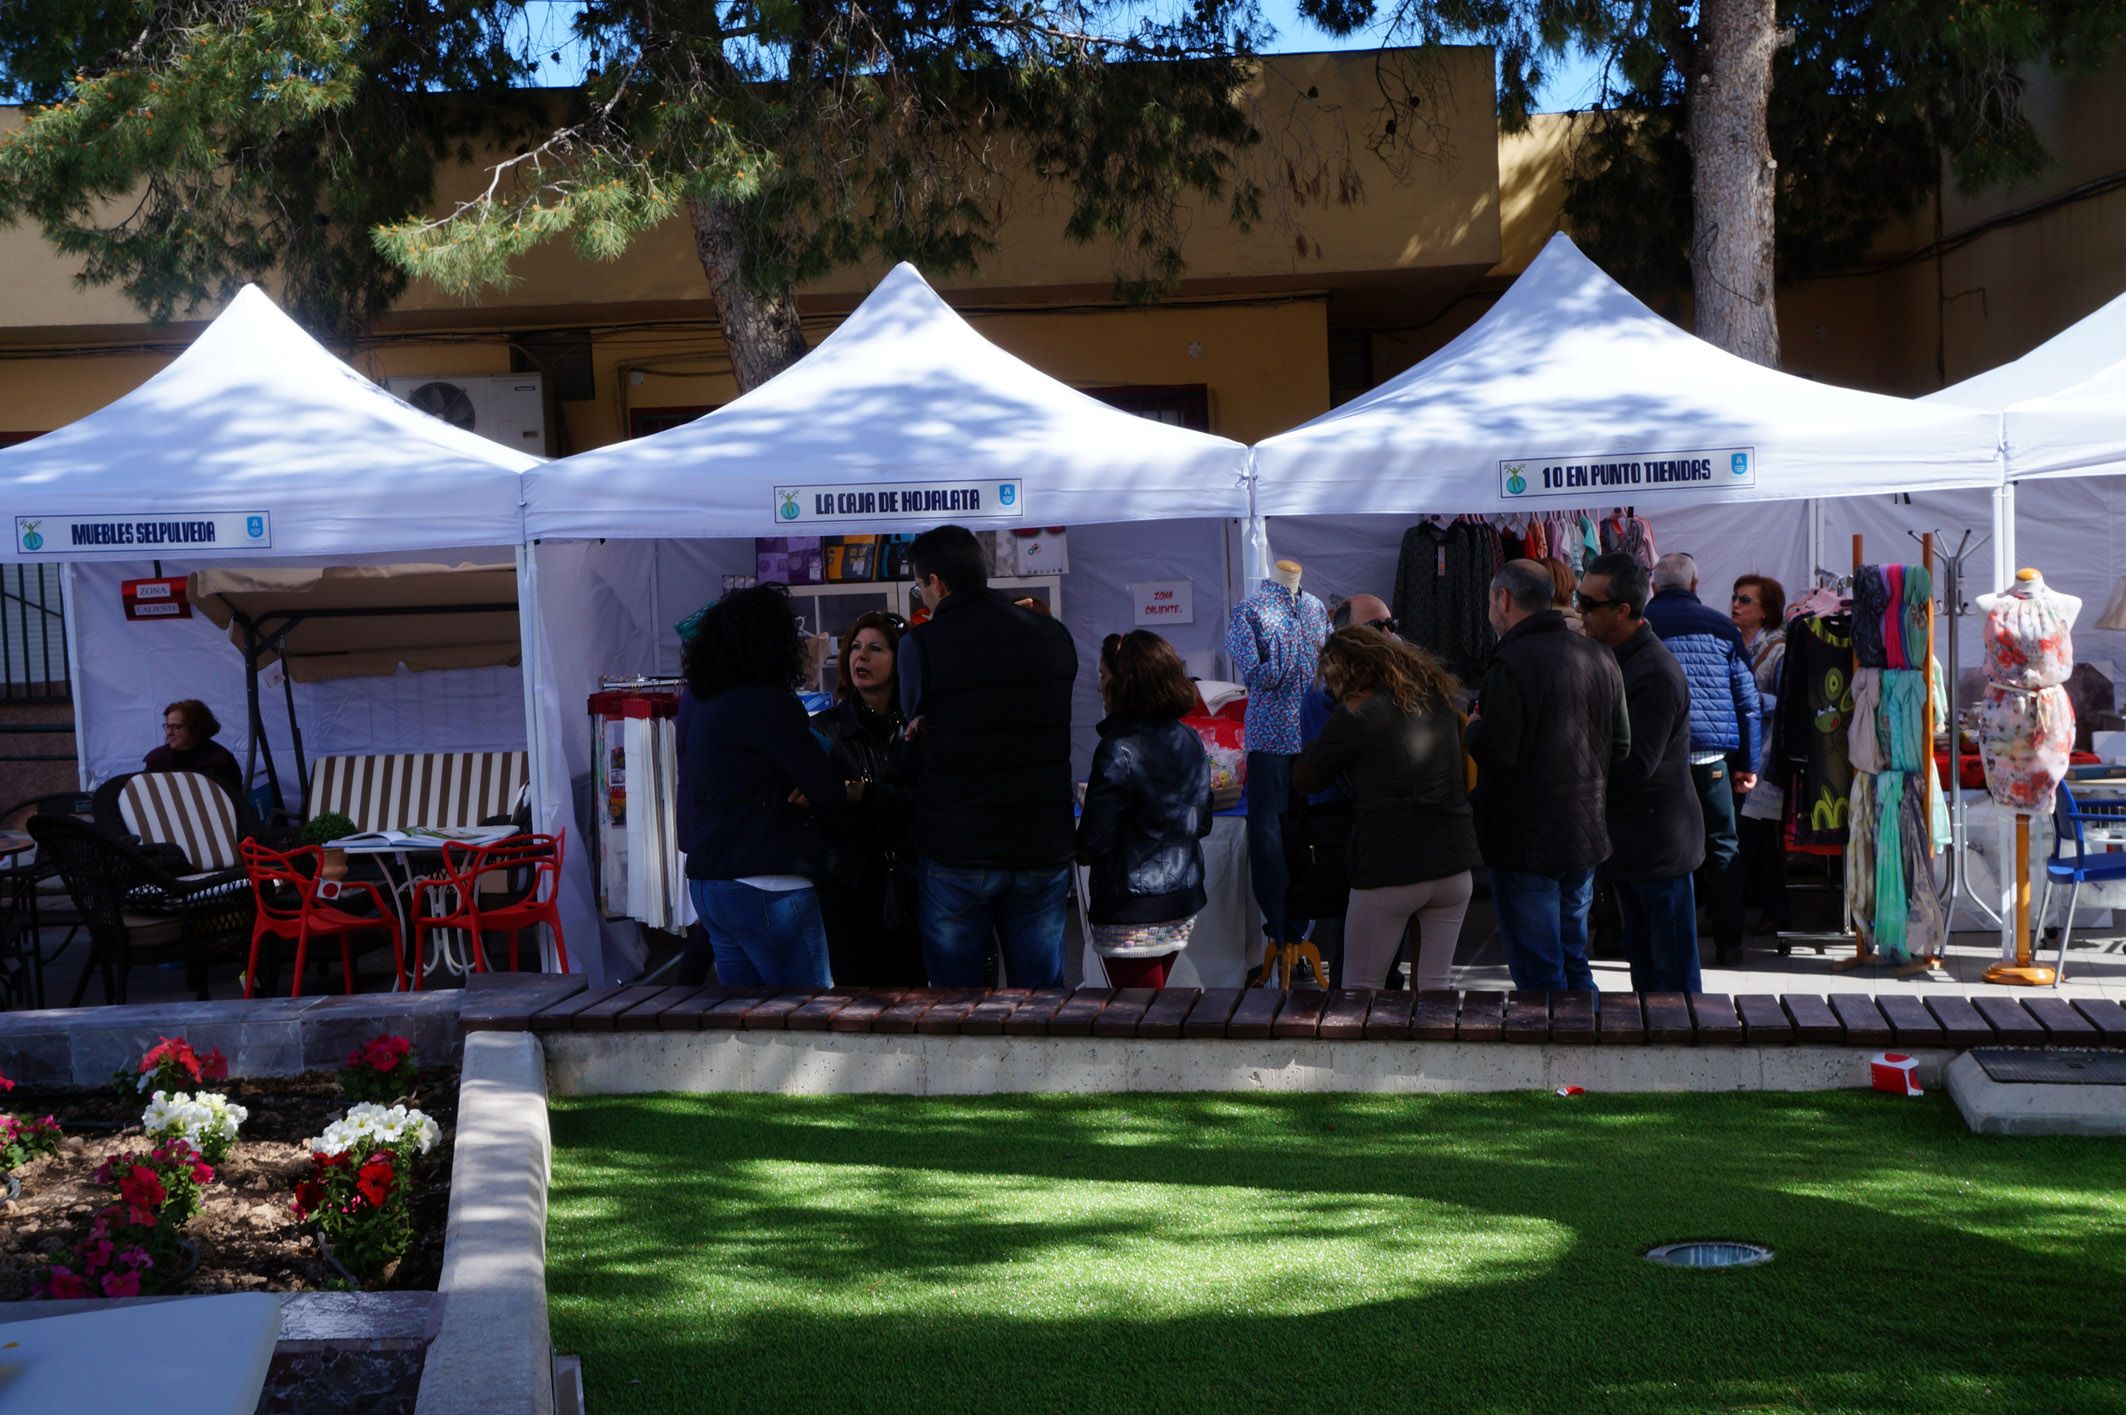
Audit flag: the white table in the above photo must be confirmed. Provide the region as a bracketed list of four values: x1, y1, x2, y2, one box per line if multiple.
[1957, 784, 2126, 936]
[338, 826, 527, 982]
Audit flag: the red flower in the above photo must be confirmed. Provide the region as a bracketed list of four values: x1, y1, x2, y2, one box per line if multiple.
[199, 1046, 228, 1082]
[356, 1156, 396, 1208]
[118, 1163, 166, 1214]
[100, 1269, 142, 1298]
[42, 1267, 87, 1300]
[292, 1178, 325, 1220]
[191, 1160, 215, 1185]
[0, 1069, 14, 1092]
[140, 1037, 204, 1082]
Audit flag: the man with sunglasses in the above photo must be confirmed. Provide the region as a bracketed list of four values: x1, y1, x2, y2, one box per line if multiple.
[1577, 553, 1705, 992]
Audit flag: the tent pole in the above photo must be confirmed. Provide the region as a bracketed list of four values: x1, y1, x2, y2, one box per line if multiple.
[239, 617, 283, 811]
[280, 655, 308, 804]
[514, 540, 557, 972]
[60, 563, 89, 791]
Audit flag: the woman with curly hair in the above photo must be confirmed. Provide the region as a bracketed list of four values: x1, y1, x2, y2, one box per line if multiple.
[680, 584, 850, 987]
[1293, 626, 1481, 990]
[811, 611, 921, 986]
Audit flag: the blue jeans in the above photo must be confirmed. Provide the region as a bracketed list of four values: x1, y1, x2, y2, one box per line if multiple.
[1491, 867, 1597, 991]
[689, 880, 832, 989]
[1244, 751, 1309, 946]
[1613, 874, 1702, 993]
[918, 860, 1069, 988]
[1694, 759, 1744, 956]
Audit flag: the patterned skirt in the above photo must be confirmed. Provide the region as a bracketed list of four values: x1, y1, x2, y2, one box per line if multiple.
[1089, 915, 1198, 959]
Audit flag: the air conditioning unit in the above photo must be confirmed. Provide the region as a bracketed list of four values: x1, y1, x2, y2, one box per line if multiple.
[383, 373, 548, 456]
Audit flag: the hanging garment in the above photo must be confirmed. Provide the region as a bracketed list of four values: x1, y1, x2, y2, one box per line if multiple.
[1852, 565, 1891, 669]
[1870, 771, 1909, 962]
[1845, 769, 1875, 933]
[1848, 669, 1885, 773]
[1880, 670, 1929, 773]
[1882, 563, 1909, 670]
[1392, 521, 1499, 686]
[1900, 564, 1932, 672]
[1978, 578, 2076, 812]
[1899, 773, 1946, 954]
[1779, 614, 1856, 847]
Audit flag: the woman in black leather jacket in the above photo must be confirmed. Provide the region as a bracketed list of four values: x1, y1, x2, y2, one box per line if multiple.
[1077, 631, 1213, 988]
[810, 611, 922, 985]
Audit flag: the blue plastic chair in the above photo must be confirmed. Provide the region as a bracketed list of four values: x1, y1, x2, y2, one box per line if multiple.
[2036, 784, 2126, 984]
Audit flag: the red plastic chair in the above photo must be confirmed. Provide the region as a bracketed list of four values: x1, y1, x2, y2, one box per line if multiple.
[239, 839, 406, 998]
[416, 832, 569, 976]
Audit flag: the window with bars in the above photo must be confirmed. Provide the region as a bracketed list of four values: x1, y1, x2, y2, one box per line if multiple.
[0, 433, 68, 702]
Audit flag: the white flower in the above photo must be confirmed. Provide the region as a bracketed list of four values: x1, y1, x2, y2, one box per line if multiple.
[306, 1101, 440, 1159]
[141, 1089, 247, 1150]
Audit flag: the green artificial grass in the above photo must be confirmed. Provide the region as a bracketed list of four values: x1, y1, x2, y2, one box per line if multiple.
[547, 1091, 2126, 1413]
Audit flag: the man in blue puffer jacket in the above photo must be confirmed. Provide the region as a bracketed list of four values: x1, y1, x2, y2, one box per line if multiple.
[1642, 553, 1762, 969]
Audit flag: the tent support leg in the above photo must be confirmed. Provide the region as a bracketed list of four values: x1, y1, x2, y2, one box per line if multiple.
[240, 619, 284, 812]
[281, 659, 309, 804]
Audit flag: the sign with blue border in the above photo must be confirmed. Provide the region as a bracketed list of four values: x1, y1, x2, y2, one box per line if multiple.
[772, 480, 1024, 525]
[15, 511, 273, 556]
[1499, 448, 1756, 499]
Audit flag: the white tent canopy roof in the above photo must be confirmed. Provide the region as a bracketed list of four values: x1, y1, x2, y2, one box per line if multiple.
[1251, 234, 2005, 517]
[0, 285, 535, 562]
[1929, 286, 2126, 483]
[522, 262, 1251, 539]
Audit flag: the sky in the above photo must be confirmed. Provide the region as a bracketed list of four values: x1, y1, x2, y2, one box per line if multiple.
[512, 0, 1612, 113]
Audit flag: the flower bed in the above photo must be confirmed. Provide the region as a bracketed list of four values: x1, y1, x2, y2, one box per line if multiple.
[0, 1069, 455, 1300]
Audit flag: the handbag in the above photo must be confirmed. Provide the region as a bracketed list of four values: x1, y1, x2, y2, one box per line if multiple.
[1281, 798, 1354, 920]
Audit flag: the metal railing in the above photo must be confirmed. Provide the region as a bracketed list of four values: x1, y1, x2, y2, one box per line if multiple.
[0, 564, 68, 704]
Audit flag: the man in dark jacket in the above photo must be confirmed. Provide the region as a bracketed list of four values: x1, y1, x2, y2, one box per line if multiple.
[900, 524, 1079, 988]
[1579, 553, 1705, 992]
[1642, 553, 1761, 967]
[1468, 559, 1630, 991]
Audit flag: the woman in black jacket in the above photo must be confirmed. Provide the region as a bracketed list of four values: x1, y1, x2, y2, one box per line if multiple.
[1076, 631, 1212, 988]
[681, 585, 850, 988]
[1294, 627, 1481, 990]
[811, 611, 922, 985]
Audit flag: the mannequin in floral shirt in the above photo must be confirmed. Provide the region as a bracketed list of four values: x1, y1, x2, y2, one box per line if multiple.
[1225, 559, 1330, 956]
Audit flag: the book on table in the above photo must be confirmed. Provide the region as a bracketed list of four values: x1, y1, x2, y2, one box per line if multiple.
[334, 824, 519, 850]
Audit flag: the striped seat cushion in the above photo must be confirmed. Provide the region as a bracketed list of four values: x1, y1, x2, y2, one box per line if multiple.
[308, 752, 528, 833]
[117, 772, 242, 872]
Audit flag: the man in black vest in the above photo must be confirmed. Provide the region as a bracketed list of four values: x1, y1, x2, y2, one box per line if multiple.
[1468, 559, 1630, 991]
[1578, 552, 1705, 992]
[900, 525, 1079, 987]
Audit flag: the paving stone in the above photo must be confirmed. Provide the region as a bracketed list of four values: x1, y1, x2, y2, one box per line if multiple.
[1362, 991, 1413, 1041]
[1781, 994, 1843, 1044]
[1271, 988, 1328, 1040]
[1002, 988, 1071, 1036]
[1502, 991, 1550, 1043]
[2024, 997, 2100, 1043]
[914, 990, 989, 1036]
[828, 989, 907, 1034]
[960, 989, 1031, 1036]
[1876, 994, 1945, 1049]
[1733, 994, 1793, 1044]
[1455, 990, 1505, 1042]
[1410, 989, 1458, 1042]
[1828, 994, 1892, 1047]
[1972, 996, 2047, 1045]
[460, 973, 586, 1031]
[1047, 988, 1112, 1037]
[785, 992, 857, 1032]
[1923, 995, 1996, 1048]
[1093, 989, 1156, 1039]
[1688, 993, 1743, 1045]
[528, 986, 625, 1033]
[1550, 991, 1596, 1044]
[1597, 993, 1645, 1044]
[612, 986, 701, 1032]
[1317, 989, 1372, 1041]
[2070, 998, 2126, 1047]
[872, 992, 940, 1035]
[1225, 988, 1283, 1040]
[1642, 992, 1694, 1045]
[1179, 988, 1242, 1039]
[739, 991, 821, 1030]
[656, 986, 739, 1030]
[1137, 988, 1199, 1039]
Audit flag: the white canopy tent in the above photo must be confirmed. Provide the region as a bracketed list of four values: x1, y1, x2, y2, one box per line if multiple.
[0, 285, 539, 815]
[522, 262, 1254, 980]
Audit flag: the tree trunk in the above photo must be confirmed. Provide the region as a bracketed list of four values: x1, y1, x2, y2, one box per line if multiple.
[686, 196, 810, 392]
[1686, 0, 1781, 367]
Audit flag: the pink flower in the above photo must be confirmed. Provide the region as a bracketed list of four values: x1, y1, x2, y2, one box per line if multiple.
[0, 1069, 14, 1091]
[40, 1266, 87, 1300]
[119, 1164, 166, 1213]
[199, 1047, 228, 1082]
[99, 1270, 142, 1298]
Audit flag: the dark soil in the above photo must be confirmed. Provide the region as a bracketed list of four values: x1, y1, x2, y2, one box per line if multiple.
[0, 1068, 455, 1299]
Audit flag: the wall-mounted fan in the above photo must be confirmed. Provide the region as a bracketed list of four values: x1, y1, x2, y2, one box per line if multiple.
[403, 381, 479, 431]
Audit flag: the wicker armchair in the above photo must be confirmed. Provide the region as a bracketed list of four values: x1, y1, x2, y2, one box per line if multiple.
[27, 814, 256, 1006]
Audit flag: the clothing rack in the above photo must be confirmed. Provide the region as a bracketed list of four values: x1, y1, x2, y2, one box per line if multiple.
[1916, 530, 2002, 940]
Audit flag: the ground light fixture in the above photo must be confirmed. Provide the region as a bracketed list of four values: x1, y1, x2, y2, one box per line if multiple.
[1643, 1241, 1774, 1269]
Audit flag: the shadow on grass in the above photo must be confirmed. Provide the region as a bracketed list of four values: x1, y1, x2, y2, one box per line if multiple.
[546, 1092, 2126, 1413]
